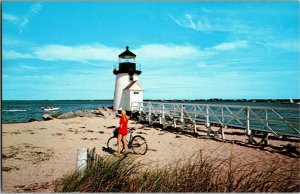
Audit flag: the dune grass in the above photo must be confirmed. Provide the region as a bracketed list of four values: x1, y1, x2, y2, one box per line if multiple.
[55, 152, 299, 192]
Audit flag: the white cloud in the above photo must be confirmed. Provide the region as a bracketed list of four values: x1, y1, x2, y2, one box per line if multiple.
[266, 40, 300, 52]
[3, 13, 19, 23]
[196, 62, 208, 68]
[169, 9, 295, 53]
[2, 38, 29, 47]
[19, 2, 42, 33]
[3, 3, 43, 33]
[196, 62, 227, 69]
[19, 65, 51, 71]
[169, 13, 211, 31]
[210, 40, 248, 51]
[135, 44, 202, 60]
[169, 11, 255, 38]
[3, 44, 122, 62]
[33, 44, 121, 62]
[4, 43, 207, 64]
[3, 50, 33, 59]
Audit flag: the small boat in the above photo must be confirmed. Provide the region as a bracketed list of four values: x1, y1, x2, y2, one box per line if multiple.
[288, 98, 300, 104]
[41, 107, 60, 111]
[282, 98, 299, 104]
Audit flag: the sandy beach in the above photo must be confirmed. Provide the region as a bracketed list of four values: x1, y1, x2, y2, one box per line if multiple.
[2, 108, 299, 192]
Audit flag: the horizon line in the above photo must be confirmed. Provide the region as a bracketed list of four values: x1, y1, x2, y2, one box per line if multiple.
[2, 98, 299, 101]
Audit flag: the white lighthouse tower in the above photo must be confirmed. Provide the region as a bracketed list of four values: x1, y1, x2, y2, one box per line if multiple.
[113, 46, 144, 112]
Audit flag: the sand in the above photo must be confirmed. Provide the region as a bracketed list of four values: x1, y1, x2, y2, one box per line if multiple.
[2, 108, 300, 192]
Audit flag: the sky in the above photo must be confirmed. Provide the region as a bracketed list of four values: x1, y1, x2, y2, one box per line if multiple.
[2, 1, 300, 100]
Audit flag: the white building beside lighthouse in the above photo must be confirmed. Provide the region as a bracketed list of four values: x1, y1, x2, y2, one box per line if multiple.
[113, 46, 144, 112]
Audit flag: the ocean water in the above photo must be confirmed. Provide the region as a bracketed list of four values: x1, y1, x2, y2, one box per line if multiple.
[2, 100, 298, 122]
[1, 100, 300, 137]
[2, 100, 113, 123]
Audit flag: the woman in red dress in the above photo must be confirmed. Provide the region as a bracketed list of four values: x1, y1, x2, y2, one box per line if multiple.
[117, 109, 128, 155]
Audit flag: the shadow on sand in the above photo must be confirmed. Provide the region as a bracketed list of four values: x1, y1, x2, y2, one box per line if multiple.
[136, 120, 300, 158]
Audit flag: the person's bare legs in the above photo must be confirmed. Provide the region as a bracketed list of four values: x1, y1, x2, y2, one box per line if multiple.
[122, 135, 128, 153]
[117, 134, 122, 155]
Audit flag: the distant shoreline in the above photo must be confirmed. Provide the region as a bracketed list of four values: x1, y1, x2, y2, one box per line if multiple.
[146, 99, 300, 104]
[2, 98, 299, 103]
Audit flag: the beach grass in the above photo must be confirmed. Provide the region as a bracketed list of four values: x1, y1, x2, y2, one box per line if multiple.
[55, 152, 299, 192]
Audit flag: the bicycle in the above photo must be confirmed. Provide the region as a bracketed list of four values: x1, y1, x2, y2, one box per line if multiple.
[107, 128, 148, 155]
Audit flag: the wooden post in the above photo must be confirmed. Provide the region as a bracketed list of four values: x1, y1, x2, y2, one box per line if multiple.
[246, 107, 253, 144]
[221, 127, 225, 139]
[174, 119, 177, 128]
[221, 107, 225, 139]
[205, 105, 210, 128]
[207, 126, 211, 136]
[206, 105, 211, 137]
[162, 104, 166, 129]
[181, 104, 185, 131]
[221, 107, 224, 124]
[262, 110, 269, 146]
[139, 103, 142, 121]
[193, 120, 197, 134]
[262, 133, 270, 146]
[180, 104, 183, 122]
[265, 109, 269, 129]
[76, 147, 88, 171]
[148, 103, 152, 125]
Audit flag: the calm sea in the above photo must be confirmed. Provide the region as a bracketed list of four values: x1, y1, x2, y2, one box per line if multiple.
[2, 100, 299, 124]
[2, 100, 113, 123]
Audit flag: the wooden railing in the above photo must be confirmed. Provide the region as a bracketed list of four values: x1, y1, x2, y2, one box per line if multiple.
[131, 101, 300, 145]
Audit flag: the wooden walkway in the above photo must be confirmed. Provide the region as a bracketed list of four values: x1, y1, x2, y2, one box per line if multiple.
[131, 101, 300, 145]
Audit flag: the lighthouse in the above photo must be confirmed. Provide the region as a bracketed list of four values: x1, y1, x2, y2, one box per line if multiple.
[113, 46, 144, 112]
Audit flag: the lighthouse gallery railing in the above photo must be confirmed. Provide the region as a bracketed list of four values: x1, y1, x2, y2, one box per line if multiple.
[131, 101, 300, 139]
[113, 63, 142, 71]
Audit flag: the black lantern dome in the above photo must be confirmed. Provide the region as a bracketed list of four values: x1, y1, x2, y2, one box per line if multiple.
[113, 46, 141, 75]
[119, 46, 136, 58]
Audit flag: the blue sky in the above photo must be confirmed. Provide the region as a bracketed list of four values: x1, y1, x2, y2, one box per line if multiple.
[2, 1, 300, 100]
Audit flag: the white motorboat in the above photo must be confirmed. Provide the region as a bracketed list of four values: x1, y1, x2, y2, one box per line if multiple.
[41, 107, 60, 111]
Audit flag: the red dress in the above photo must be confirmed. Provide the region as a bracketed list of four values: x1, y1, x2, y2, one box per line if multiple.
[118, 116, 128, 135]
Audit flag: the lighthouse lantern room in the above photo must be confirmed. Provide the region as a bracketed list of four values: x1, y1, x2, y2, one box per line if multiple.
[113, 46, 144, 112]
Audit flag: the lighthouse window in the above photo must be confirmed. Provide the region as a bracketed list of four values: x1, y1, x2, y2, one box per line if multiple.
[129, 75, 134, 81]
[134, 92, 139, 94]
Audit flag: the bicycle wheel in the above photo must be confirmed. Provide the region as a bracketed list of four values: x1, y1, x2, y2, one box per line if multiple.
[130, 135, 148, 155]
[107, 137, 124, 153]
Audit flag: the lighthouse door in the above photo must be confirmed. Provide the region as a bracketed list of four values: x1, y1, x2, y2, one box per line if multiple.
[129, 91, 141, 110]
